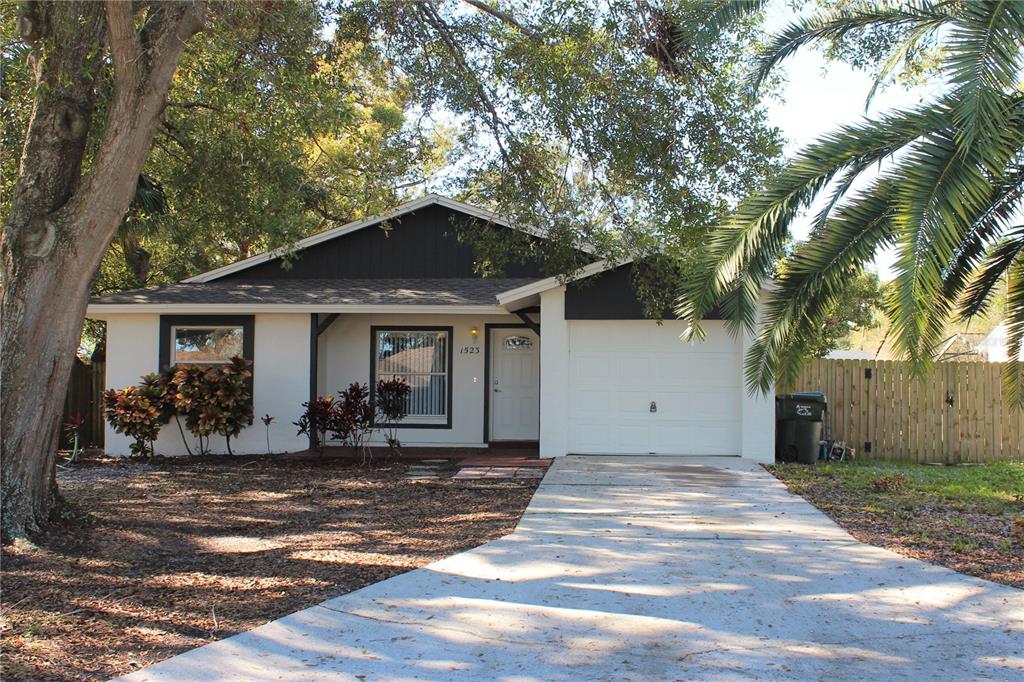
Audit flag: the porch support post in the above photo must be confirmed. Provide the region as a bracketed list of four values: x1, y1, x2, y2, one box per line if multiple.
[539, 286, 569, 457]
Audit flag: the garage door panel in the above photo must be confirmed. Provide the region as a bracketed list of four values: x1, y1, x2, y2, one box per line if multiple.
[568, 320, 742, 456]
[616, 357, 651, 384]
[573, 354, 612, 384]
[571, 388, 613, 415]
[571, 423, 613, 450]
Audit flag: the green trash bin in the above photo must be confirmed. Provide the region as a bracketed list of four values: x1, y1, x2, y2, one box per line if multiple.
[776, 392, 827, 464]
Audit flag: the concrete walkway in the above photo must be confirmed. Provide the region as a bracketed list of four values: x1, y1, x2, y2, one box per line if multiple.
[119, 456, 1023, 681]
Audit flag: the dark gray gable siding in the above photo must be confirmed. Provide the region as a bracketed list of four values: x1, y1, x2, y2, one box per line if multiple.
[565, 264, 723, 320]
[219, 204, 545, 281]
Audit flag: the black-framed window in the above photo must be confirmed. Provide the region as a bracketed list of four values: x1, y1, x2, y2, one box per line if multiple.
[370, 326, 453, 429]
[159, 315, 254, 371]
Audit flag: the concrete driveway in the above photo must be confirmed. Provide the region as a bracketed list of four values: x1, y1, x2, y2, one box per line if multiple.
[119, 456, 1023, 681]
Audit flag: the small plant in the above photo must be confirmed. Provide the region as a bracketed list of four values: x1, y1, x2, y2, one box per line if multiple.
[375, 377, 410, 456]
[212, 357, 255, 455]
[103, 373, 173, 461]
[333, 382, 376, 464]
[168, 365, 216, 454]
[261, 414, 275, 455]
[168, 358, 253, 455]
[295, 395, 337, 457]
[872, 473, 907, 493]
[63, 412, 85, 464]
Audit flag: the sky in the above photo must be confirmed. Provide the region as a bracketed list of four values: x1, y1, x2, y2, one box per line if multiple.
[761, 1, 939, 280]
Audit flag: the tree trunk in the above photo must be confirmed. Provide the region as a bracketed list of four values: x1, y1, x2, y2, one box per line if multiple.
[1, 1, 205, 542]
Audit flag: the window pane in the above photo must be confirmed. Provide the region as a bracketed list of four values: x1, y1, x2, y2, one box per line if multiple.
[407, 375, 447, 416]
[375, 330, 448, 418]
[174, 327, 243, 363]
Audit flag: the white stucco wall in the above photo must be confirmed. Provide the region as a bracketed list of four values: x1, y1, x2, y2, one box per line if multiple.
[318, 312, 526, 447]
[539, 287, 570, 458]
[102, 313, 310, 456]
[739, 326, 776, 463]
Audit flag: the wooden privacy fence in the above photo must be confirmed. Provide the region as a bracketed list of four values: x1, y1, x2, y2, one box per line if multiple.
[786, 358, 1023, 463]
[62, 358, 105, 449]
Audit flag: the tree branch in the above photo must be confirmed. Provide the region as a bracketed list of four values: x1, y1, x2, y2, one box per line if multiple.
[460, 0, 533, 34]
[105, 0, 141, 90]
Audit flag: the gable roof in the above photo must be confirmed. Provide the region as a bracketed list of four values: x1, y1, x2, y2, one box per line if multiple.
[184, 194, 552, 284]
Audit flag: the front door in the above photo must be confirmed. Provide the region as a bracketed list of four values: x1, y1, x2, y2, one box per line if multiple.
[490, 328, 540, 441]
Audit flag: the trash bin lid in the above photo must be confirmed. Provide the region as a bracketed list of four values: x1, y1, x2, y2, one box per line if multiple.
[787, 391, 827, 404]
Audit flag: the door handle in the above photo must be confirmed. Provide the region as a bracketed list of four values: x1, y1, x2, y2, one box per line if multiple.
[494, 388, 502, 393]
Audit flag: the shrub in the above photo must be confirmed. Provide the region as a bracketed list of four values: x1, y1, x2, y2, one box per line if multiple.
[375, 377, 410, 455]
[167, 358, 253, 455]
[210, 357, 254, 455]
[295, 395, 337, 457]
[103, 372, 173, 460]
[333, 382, 376, 463]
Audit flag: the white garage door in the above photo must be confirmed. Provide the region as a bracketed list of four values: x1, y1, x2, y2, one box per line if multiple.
[568, 320, 742, 455]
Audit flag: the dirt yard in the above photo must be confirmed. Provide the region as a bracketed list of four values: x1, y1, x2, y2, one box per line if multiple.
[769, 461, 1024, 588]
[0, 457, 540, 681]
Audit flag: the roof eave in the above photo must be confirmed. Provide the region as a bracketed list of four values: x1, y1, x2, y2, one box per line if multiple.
[86, 303, 509, 317]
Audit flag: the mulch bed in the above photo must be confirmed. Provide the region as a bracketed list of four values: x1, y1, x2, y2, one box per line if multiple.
[0, 456, 540, 681]
[768, 464, 1024, 589]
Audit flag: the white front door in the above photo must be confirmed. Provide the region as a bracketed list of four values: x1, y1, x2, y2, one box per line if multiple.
[490, 328, 540, 441]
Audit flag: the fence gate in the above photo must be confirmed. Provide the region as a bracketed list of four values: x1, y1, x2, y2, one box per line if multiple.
[787, 359, 1023, 463]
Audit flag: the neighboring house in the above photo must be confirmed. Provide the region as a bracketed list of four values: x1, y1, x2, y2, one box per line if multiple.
[87, 195, 774, 462]
[977, 323, 1020, 362]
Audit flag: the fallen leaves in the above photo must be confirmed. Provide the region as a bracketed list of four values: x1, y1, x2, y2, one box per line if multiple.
[0, 457, 539, 681]
[768, 463, 1023, 589]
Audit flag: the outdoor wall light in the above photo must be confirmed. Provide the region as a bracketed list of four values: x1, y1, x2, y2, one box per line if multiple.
[470, 327, 479, 338]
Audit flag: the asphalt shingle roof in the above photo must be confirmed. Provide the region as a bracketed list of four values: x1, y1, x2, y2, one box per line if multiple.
[90, 278, 539, 306]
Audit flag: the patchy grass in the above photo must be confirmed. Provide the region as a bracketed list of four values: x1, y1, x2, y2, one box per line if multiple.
[0, 458, 540, 681]
[768, 461, 1024, 588]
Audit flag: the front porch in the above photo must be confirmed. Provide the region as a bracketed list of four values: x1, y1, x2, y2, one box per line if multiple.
[309, 308, 541, 452]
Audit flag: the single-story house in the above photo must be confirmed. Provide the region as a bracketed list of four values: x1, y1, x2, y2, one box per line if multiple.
[87, 195, 774, 462]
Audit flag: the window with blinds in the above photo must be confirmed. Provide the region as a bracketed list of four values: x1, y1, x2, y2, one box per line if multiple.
[373, 329, 450, 422]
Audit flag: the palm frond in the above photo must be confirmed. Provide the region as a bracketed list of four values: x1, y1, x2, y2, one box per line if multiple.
[1002, 255, 1024, 407]
[742, 176, 896, 393]
[678, 100, 948, 340]
[945, 1, 1024, 149]
[749, 1, 952, 95]
[945, 162, 1024, 318]
[886, 130, 995, 369]
[960, 224, 1024, 319]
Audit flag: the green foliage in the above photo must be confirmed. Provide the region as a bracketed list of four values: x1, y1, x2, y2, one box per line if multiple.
[331, 382, 376, 462]
[375, 377, 411, 454]
[772, 460, 1024, 514]
[343, 0, 783, 277]
[166, 358, 254, 455]
[102, 374, 174, 460]
[679, 1, 1024, 405]
[795, 269, 884, 357]
[2, 4, 444, 304]
[294, 395, 338, 456]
